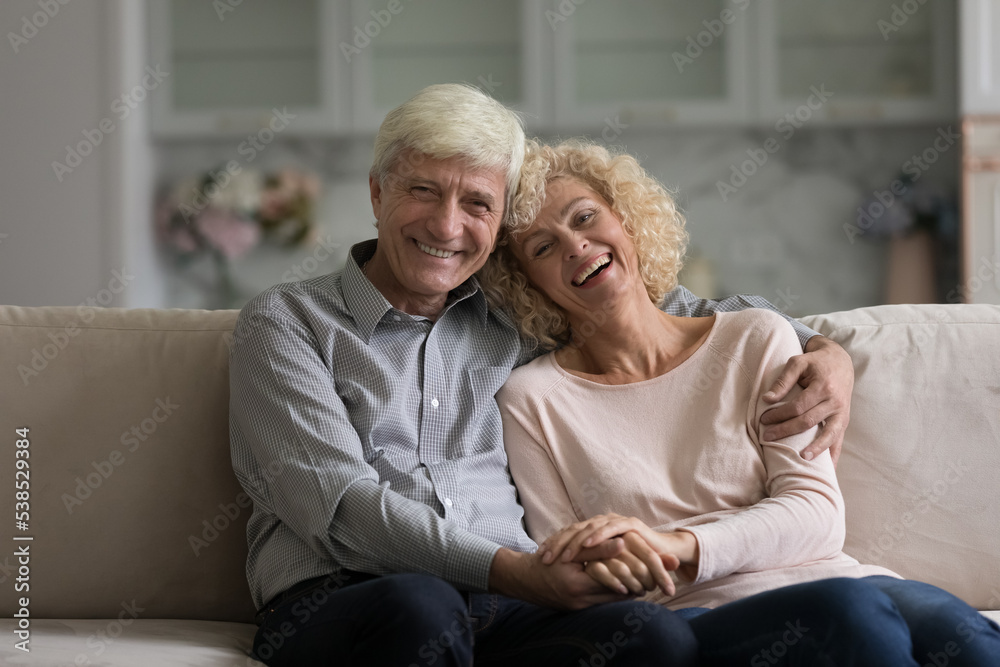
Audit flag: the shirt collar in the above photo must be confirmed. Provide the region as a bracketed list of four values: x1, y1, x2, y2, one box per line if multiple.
[342, 240, 491, 342]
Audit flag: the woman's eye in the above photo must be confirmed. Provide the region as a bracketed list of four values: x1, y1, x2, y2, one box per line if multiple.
[576, 211, 594, 225]
[533, 243, 551, 258]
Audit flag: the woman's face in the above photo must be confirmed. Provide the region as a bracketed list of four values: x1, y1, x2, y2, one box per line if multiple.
[512, 177, 641, 319]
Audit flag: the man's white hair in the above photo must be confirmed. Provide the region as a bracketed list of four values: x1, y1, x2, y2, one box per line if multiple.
[371, 84, 525, 220]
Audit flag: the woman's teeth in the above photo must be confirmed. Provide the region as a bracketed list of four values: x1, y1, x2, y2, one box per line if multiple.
[417, 242, 455, 258]
[573, 255, 611, 286]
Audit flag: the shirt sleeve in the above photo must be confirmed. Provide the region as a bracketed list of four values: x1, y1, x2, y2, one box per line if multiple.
[230, 304, 500, 592]
[661, 285, 819, 350]
[679, 314, 846, 584]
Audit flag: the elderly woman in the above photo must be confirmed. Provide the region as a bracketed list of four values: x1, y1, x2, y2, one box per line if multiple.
[480, 139, 1000, 666]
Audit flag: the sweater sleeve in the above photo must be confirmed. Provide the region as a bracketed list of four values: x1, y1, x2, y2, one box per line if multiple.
[497, 374, 582, 544]
[679, 313, 846, 584]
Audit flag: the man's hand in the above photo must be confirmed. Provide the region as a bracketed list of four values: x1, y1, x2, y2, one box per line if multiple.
[488, 544, 635, 610]
[760, 335, 854, 465]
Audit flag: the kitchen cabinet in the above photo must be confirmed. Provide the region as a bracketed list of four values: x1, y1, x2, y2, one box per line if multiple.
[759, 0, 956, 123]
[150, 0, 348, 136]
[347, 0, 544, 132]
[149, 0, 956, 135]
[548, 0, 752, 127]
[960, 0, 1000, 113]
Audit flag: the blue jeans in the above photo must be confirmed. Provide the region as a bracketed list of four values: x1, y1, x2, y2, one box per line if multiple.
[251, 570, 698, 666]
[681, 576, 1000, 666]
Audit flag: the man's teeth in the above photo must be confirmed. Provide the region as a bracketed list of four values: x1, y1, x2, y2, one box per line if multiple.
[417, 242, 456, 258]
[574, 256, 611, 285]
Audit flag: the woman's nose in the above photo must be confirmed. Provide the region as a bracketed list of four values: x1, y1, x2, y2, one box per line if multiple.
[565, 232, 588, 259]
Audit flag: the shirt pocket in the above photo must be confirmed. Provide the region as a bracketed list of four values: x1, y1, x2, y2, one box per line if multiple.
[466, 366, 511, 414]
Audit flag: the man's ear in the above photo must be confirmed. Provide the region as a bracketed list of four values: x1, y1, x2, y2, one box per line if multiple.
[369, 174, 382, 223]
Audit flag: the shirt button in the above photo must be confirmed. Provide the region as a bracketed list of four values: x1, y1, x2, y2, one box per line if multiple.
[393, 315, 401, 322]
[444, 498, 453, 508]
[431, 398, 439, 408]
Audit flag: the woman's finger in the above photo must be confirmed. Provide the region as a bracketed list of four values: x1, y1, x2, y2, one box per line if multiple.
[560, 517, 638, 562]
[540, 520, 596, 563]
[605, 556, 647, 595]
[584, 560, 629, 595]
[622, 531, 675, 597]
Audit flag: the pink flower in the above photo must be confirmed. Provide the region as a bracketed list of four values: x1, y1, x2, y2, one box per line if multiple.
[195, 207, 261, 259]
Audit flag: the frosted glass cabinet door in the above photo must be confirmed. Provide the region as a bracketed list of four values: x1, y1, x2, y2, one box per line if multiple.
[347, 0, 543, 132]
[757, 0, 956, 123]
[550, 0, 753, 128]
[150, 0, 347, 136]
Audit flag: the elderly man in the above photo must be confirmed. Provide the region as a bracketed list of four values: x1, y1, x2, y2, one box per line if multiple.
[230, 84, 852, 666]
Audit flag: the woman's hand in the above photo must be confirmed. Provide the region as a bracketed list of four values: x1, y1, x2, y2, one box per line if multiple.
[583, 531, 678, 597]
[540, 514, 700, 589]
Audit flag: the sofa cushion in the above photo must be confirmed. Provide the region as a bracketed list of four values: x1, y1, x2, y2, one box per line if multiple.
[800, 304, 1000, 610]
[0, 619, 260, 666]
[0, 306, 253, 622]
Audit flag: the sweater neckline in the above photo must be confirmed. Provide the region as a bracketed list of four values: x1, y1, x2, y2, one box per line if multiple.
[546, 312, 724, 388]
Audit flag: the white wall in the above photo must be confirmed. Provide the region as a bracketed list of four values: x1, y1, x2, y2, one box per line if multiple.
[0, 0, 160, 307]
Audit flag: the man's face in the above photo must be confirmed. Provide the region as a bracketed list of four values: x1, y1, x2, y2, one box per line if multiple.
[367, 152, 506, 314]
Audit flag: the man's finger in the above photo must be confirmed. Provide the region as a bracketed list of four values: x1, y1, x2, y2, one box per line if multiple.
[759, 384, 821, 425]
[761, 403, 830, 442]
[761, 359, 805, 403]
[801, 415, 846, 464]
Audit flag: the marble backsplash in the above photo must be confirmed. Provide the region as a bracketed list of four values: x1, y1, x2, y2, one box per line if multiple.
[155, 123, 960, 316]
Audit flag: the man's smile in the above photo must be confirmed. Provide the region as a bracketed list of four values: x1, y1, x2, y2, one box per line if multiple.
[416, 240, 457, 259]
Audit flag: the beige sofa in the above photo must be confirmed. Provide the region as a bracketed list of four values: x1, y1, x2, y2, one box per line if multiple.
[0, 302, 997, 665]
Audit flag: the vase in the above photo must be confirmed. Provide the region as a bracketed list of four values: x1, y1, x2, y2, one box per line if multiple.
[885, 229, 936, 304]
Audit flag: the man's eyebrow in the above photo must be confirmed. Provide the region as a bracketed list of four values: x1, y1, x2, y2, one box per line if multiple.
[466, 190, 499, 207]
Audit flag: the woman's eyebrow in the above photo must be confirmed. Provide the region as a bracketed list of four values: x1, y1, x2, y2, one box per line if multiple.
[559, 196, 590, 219]
[518, 228, 545, 249]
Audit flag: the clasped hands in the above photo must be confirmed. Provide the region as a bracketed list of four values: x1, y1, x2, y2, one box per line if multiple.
[538, 513, 699, 599]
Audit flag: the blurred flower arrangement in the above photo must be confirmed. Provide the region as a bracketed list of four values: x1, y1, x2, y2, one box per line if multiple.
[855, 175, 957, 241]
[854, 174, 959, 303]
[155, 167, 321, 307]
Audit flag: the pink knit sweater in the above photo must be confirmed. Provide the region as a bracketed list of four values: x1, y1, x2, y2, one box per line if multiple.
[498, 309, 896, 610]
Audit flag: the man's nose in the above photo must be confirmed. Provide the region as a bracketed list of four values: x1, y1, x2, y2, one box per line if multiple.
[427, 198, 463, 240]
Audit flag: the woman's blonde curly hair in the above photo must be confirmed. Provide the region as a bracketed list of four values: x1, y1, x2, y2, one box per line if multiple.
[479, 139, 688, 351]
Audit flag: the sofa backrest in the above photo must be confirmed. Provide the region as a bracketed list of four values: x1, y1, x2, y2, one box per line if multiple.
[800, 304, 1000, 610]
[0, 306, 253, 623]
[1, 303, 997, 621]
